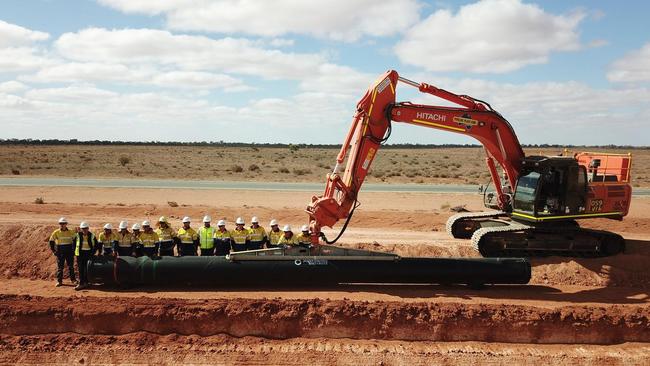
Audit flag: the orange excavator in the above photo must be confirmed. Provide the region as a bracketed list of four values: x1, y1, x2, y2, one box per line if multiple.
[306, 70, 632, 257]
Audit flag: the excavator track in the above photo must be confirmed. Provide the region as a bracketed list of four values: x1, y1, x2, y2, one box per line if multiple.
[446, 210, 508, 239]
[471, 222, 626, 258]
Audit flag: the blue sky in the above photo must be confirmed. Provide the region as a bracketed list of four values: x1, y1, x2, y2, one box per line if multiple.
[0, 0, 648, 145]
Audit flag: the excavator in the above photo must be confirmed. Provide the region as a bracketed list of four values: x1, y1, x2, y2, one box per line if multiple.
[306, 70, 632, 258]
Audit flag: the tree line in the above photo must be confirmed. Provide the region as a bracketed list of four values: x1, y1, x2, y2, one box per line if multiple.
[0, 139, 645, 149]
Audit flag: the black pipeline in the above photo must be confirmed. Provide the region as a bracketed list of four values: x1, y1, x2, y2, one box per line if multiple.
[88, 256, 531, 287]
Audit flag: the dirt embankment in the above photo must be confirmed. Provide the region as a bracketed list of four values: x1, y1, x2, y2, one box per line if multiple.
[4, 221, 650, 289]
[1, 294, 648, 345]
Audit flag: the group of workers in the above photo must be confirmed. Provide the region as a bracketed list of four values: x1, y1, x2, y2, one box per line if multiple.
[48, 215, 313, 290]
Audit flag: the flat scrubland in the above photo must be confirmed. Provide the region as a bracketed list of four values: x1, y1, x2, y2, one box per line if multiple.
[1, 144, 649, 186]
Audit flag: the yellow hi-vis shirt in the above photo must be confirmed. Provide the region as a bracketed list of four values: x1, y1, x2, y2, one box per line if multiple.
[214, 229, 231, 241]
[75, 232, 96, 256]
[178, 227, 198, 244]
[116, 231, 134, 248]
[248, 226, 267, 243]
[230, 228, 249, 245]
[139, 231, 160, 248]
[49, 228, 76, 246]
[277, 234, 298, 246]
[268, 229, 283, 245]
[98, 231, 117, 248]
[296, 233, 311, 245]
[155, 226, 176, 242]
[198, 226, 216, 249]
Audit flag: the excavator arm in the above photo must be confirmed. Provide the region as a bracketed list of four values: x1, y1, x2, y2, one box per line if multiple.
[306, 70, 526, 244]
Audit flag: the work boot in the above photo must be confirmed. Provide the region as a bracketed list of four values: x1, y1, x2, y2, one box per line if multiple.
[74, 283, 86, 291]
[55, 281, 62, 287]
[72, 279, 79, 286]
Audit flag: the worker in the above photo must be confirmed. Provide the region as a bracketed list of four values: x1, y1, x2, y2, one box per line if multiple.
[115, 220, 134, 257]
[213, 219, 232, 256]
[248, 216, 267, 250]
[177, 216, 199, 256]
[97, 223, 118, 257]
[48, 217, 77, 287]
[131, 223, 143, 257]
[296, 225, 312, 246]
[230, 217, 250, 252]
[155, 216, 177, 256]
[74, 221, 99, 290]
[267, 219, 282, 248]
[198, 215, 216, 256]
[277, 225, 298, 247]
[139, 220, 160, 258]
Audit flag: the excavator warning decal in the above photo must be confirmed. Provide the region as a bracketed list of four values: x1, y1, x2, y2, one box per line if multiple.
[590, 199, 603, 212]
[453, 116, 478, 128]
[362, 148, 376, 170]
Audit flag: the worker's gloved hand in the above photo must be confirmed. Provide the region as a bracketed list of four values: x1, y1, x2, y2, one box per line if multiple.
[49, 241, 57, 255]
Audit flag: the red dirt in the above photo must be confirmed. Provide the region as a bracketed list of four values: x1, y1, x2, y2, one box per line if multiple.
[1, 189, 649, 364]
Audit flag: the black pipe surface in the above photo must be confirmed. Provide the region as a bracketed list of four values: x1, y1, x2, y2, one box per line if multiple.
[88, 256, 530, 287]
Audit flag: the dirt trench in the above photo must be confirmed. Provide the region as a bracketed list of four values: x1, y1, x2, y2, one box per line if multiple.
[1, 294, 649, 345]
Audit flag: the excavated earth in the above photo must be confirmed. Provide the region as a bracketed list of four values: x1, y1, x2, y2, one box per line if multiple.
[0, 187, 649, 364]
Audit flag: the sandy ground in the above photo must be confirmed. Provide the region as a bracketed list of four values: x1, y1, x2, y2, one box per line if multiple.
[1, 186, 649, 365]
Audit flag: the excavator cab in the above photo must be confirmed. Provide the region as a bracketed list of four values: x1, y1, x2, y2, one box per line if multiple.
[511, 156, 587, 222]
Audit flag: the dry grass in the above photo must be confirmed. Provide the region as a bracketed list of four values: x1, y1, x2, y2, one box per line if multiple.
[1, 145, 648, 187]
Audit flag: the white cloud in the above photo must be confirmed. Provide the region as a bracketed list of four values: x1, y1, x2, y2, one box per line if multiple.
[394, 0, 584, 73]
[97, 0, 421, 41]
[55, 28, 326, 80]
[0, 80, 28, 93]
[23, 61, 252, 91]
[0, 47, 54, 72]
[0, 20, 49, 47]
[607, 43, 650, 83]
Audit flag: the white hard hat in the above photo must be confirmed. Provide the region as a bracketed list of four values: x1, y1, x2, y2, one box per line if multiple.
[283, 225, 292, 232]
[203, 215, 211, 223]
[132, 223, 141, 230]
[182, 216, 191, 223]
[119, 220, 128, 229]
[58, 217, 67, 224]
[270, 219, 278, 226]
[301, 225, 309, 232]
[158, 216, 168, 223]
[236, 217, 245, 225]
[142, 220, 151, 227]
[217, 219, 226, 226]
[104, 223, 113, 230]
[79, 221, 89, 229]
[251, 216, 259, 223]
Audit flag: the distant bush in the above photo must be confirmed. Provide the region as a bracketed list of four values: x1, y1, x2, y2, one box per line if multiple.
[118, 156, 131, 166]
[248, 164, 260, 172]
[11, 169, 20, 175]
[292, 168, 312, 176]
[288, 144, 300, 153]
[279, 167, 290, 174]
[34, 197, 44, 204]
[167, 201, 179, 207]
[371, 170, 385, 178]
[230, 165, 244, 173]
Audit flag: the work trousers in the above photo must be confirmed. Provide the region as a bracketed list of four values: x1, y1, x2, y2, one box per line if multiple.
[199, 247, 214, 256]
[247, 240, 264, 250]
[214, 241, 231, 256]
[159, 240, 175, 256]
[116, 246, 133, 257]
[142, 247, 157, 257]
[133, 244, 143, 257]
[55, 244, 75, 283]
[231, 243, 247, 252]
[77, 251, 93, 285]
[180, 243, 197, 256]
[102, 247, 113, 256]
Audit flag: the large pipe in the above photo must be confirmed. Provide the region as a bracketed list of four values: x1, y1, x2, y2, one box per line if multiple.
[88, 256, 530, 287]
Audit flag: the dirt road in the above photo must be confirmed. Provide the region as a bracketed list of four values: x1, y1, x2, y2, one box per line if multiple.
[1, 186, 649, 364]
